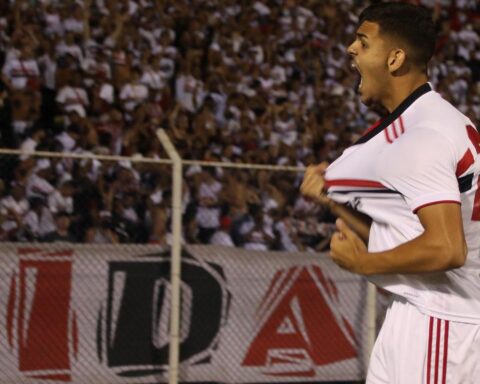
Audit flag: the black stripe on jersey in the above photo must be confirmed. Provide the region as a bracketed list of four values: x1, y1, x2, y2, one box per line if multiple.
[458, 173, 473, 193]
[331, 189, 400, 195]
[354, 83, 432, 145]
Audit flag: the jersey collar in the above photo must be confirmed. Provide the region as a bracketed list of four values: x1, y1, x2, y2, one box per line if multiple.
[355, 83, 432, 145]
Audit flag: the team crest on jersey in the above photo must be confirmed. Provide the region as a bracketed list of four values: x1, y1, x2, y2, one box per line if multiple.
[384, 116, 406, 143]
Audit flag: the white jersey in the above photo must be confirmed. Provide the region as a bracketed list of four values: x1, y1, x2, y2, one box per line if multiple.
[325, 83, 480, 323]
[2, 58, 39, 90]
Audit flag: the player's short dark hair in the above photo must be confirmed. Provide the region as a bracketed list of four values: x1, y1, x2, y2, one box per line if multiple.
[359, 2, 436, 69]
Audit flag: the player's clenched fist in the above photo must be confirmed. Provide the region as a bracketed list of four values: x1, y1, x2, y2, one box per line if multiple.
[330, 219, 368, 274]
[300, 162, 329, 204]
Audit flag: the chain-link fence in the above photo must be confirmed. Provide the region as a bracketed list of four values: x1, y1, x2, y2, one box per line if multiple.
[0, 139, 374, 384]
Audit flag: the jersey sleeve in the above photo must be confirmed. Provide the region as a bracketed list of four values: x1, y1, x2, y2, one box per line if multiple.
[377, 127, 461, 213]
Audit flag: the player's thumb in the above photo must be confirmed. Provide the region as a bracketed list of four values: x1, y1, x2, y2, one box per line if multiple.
[316, 161, 329, 174]
[335, 218, 354, 239]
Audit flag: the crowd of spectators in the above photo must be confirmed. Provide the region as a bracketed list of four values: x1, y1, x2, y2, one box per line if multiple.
[0, 0, 479, 252]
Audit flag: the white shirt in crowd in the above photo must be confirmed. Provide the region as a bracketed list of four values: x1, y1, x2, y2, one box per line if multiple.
[141, 69, 165, 91]
[55, 131, 77, 152]
[0, 195, 29, 232]
[63, 17, 84, 34]
[98, 83, 115, 104]
[196, 179, 222, 229]
[56, 85, 89, 117]
[26, 173, 55, 200]
[37, 52, 57, 89]
[23, 209, 41, 238]
[240, 216, 274, 251]
[175, 74, 205, 112]
[198, 179, 222, 201]
[48, 190, 73, 214]
[44, 10, 63, 36]
[210, 230, 235, 247]
[82, 56, 112, 80]
[55, 41, 83, 62]
[2, 58, 40, 90]
[119, 83, 149, 111]
[23, 205, 55, 238]
[20, 137, 39, 153]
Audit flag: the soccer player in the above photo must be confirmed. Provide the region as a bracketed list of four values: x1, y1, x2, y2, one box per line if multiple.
[300, 2, 480, 383]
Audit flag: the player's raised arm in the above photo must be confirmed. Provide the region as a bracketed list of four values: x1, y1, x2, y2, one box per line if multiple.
[300, 163, 372, 243]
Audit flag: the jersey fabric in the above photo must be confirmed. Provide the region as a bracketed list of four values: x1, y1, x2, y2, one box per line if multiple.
[324, 83, 480, 323]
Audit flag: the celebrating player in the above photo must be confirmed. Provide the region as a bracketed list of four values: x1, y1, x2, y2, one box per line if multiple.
[301, 2, 480, 383]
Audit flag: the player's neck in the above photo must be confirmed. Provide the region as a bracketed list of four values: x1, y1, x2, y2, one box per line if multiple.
[382, 73, 429, 113]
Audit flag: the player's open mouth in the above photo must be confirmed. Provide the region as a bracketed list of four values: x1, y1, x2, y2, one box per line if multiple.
[351, 62, 363, 91]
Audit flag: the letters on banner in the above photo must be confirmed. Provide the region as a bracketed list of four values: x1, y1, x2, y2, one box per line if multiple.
[0, 244, 368, 383]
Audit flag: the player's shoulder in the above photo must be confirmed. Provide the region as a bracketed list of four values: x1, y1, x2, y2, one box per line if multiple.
[416, 91, 470, 126]
[406, 90, 475, 143]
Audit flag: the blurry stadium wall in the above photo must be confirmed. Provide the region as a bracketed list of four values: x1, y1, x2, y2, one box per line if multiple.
[0, 131, 377, 383]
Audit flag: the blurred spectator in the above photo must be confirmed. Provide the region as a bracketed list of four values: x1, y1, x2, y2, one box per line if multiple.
[210, 215, 235, 246]
[42, 211, 76, 242]
[240, 206, 275, 251]
[0, 182, 29, 240]
[195, 168, 222, 243]
[272, 208, 304, 252]
[22, 196, 46, 241]
[56, 72, 89, 118]
[149, 206, 175, 246]
[26, 159, 55, 200]
[85, 210, 119, 243]
[48, 180, 74, 215]
[119, 67, 149, 115]
[2, 44, 40, 92]
[20, 126, 46, 158]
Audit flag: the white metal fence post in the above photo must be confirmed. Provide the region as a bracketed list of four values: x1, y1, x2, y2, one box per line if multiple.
[156, 129, 183, 384]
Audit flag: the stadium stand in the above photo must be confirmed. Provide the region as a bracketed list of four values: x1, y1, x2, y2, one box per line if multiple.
[0, 0, 479, 252]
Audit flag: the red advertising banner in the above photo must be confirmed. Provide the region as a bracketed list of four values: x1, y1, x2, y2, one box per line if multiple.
[0, 244, 369, 383]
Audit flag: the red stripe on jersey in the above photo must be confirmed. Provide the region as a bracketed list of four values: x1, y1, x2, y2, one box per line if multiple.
[456, 149, 474, 176]
[392, 121, 399, 139]
[427, 317, 433, 384]
[434, 318, 441, 384]
[362, 119, 382, 136]
[442, 321, 449, 384]
[324, 178, 386, 188]
[466, 125, 480, 154]
[413, 200, 461, 214]
[384, 128, 393, 143]
[399, 115, 405, 134]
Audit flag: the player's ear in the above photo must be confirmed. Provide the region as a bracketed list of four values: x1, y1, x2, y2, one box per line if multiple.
[387, 49, 406, 73]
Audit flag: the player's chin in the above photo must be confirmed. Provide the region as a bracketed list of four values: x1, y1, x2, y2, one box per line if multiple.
[359, 92, 374, 107]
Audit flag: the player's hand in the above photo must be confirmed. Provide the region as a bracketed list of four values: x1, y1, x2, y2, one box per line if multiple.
[300, 162, 330, 205]
[330, 218, 368, 274]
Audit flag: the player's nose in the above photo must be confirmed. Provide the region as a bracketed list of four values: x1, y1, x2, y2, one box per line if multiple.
[347, 42, 356, 56]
